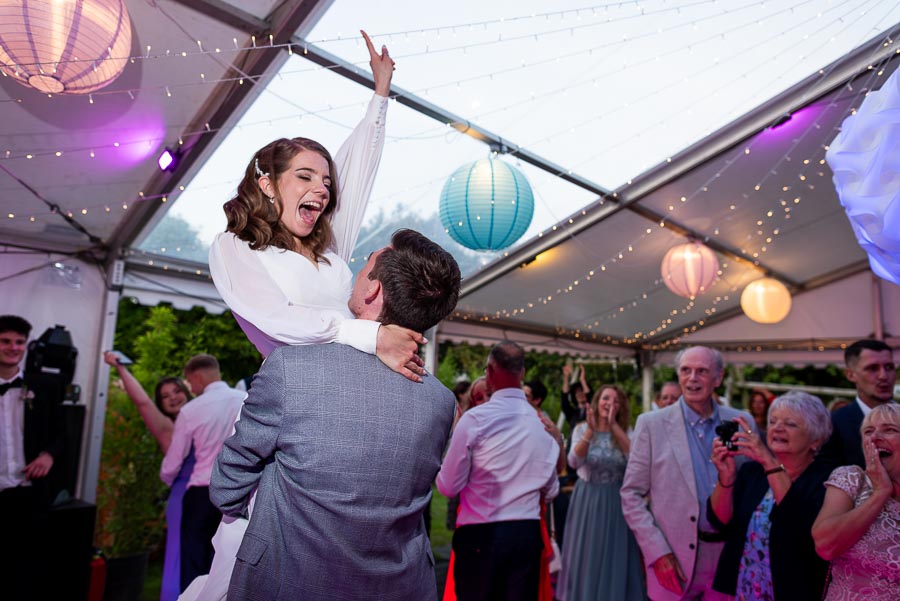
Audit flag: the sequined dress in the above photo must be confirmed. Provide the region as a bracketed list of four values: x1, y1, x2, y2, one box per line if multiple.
[824, 466, 900, 601]
[557, 427, 647, 601]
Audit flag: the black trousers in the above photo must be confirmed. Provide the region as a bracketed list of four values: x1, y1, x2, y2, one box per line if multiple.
[452, 519, 543, 601]
[0, 486, 45, 600]
[180, 485, 221, 592]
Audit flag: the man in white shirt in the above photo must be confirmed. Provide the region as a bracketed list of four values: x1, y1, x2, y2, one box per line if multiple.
[161, 354, 244, 592]
[0, 315, 65, 598]
[437, 341, 559, 601]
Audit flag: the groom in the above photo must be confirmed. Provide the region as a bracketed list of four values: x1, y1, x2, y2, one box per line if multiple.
[210, 229, 461, 601]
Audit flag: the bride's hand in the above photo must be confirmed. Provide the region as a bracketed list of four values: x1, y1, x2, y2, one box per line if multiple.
[376, 324, 425, 383]
[361, 30, 394, 97]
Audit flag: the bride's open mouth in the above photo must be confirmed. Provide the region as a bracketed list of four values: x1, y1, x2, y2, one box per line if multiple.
[298, 200, 323, 226]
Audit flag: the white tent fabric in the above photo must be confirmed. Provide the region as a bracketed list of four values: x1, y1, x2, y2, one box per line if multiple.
[2, 0, 899, 503]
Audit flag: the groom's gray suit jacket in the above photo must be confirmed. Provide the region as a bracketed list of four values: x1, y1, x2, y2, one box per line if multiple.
[210, 344, 456, 601]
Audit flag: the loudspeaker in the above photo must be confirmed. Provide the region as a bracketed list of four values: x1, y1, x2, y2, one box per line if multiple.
[38, 500, 96, 601]
[51, 403, 86, 504]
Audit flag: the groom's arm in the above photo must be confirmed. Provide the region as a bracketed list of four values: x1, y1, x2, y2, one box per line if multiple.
[210, 349, 286, 517]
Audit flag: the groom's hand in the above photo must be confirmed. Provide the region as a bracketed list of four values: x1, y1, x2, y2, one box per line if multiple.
[377, 325, 426, 383]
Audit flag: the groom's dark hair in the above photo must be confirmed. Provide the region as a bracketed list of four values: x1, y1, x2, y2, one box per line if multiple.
[370, 229, 461, 333]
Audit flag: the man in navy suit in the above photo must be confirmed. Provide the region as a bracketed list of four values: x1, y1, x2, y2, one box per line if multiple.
[820, 339, 896, 468]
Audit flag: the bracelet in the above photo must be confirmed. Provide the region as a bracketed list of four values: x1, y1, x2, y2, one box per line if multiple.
[717, 478, 735, 489]
[764, 464, 786, 476]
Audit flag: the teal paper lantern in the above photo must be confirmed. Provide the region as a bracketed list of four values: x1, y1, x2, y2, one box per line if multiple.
[439, 158, 535, 251]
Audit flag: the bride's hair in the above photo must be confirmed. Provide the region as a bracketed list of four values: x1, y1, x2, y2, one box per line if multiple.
[224, 137, 340, 264]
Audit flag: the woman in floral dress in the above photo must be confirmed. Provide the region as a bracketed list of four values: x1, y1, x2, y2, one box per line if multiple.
[813, 404, 900, 600]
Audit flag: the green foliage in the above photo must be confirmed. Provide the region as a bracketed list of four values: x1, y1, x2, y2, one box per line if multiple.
[96, 300, 261, 556]
[435, 342, 646, 432]
[96, 388, 169, 557]
[139, 214, 209, 263]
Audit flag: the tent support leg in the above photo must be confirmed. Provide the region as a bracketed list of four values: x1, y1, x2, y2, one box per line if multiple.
[641, 350, 654, 414]
[78, 262, 122, 502]
[872, 275, 884, 340]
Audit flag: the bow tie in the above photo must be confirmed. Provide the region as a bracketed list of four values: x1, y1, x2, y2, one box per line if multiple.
[0, 377, 24, 396]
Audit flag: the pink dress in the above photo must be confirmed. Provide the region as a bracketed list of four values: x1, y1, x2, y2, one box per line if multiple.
[824, 466, 900, 600]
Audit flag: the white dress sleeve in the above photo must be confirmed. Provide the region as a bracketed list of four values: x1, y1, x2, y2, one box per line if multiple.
[329, 94, 388, 261]
[208, 233, 379, 356]
[208, 95, 389, 357]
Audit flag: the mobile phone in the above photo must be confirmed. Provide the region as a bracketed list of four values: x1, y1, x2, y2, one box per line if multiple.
[110, 350, 133, 366]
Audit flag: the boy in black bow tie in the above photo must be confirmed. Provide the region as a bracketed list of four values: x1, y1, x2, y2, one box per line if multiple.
[0, 314, 64, 597]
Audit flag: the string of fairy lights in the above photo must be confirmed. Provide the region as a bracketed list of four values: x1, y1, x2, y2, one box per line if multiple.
[2, 1, 898, 350]
[0, 0, 867, 162]
[0, 0, 880, 237]
[3, 3, 874, 231]
[0, 4, 886, 231]
[451, 36, 896, 346]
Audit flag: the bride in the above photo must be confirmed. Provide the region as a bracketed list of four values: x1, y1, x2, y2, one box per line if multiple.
[180, 31, 420, 601]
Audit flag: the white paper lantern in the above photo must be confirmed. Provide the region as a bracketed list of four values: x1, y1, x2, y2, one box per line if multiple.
[741, 278, 792, 324]
[660, 241, 719, 299]
[0, 0, 132, 94]
[826, 64, 900, 285]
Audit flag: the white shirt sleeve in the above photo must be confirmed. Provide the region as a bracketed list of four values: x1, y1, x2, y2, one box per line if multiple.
[209, 233, 379, 355]
[330, 94, 388, 261]
[436, 412, 477, 498]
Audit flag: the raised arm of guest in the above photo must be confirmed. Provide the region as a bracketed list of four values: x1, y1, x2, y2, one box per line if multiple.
[103, 351, 184, 453]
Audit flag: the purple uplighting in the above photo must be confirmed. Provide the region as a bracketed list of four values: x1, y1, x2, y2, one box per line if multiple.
[158, 148, 176, 172]
[755, 104, 822, 145]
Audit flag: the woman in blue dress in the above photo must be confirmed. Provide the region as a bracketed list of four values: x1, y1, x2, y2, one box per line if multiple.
[104, 352, 194, 601]
[557, 384, 647, 601]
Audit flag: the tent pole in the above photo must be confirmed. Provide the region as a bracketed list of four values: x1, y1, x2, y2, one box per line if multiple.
[78, 260, 123, 502]
[872, 275, 885, 340]
[640, 350, 654, 414]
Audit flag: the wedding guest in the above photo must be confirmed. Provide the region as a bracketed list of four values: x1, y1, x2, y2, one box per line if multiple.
[820, 339, 896, 468]
[813, 404, 900, 600]
[561, 363, 590, 431]
[709, 392, 832, 600]
[0, 315, 64, 600]
[557, 385, 645, 601]
[104, 351, 192, 601]
[161, 354, 244, 591]
[747, 388, 772, 441]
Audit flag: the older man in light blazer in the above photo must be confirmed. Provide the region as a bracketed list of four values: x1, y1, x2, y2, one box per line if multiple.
[621, 346, 755, 601]
[210, 230, 461, 601]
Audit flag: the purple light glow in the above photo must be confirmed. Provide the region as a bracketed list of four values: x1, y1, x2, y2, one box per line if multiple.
[158, 148, 175, 171]
[755, 104, 822, 145]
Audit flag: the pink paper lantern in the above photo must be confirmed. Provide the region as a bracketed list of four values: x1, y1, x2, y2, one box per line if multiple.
[660, 241, 719, 299]
[0, 0, 132, 95]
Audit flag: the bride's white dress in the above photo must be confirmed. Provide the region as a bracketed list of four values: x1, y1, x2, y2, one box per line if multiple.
[178, 94, 388, 601]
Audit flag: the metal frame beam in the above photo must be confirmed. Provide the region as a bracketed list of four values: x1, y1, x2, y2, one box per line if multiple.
[105, 0, 333, 259]
[453, 24, 900, 298]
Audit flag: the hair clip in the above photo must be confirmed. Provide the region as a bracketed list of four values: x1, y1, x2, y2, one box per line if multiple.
[255, 157, 270, 178]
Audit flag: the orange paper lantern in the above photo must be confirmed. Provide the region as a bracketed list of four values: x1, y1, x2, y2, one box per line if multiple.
[741, 278, 792, 324]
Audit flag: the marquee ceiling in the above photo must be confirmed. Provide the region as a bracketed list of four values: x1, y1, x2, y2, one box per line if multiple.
[2, 0, 898, 356]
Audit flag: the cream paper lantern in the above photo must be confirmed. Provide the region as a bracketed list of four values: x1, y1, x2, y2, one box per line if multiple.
[741, 278, 792, 324]
[660, 241, 719, 299]
[0, 0, 132, 95]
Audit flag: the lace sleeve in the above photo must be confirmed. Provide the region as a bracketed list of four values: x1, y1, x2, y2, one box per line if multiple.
[824, 465, 865, 500]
